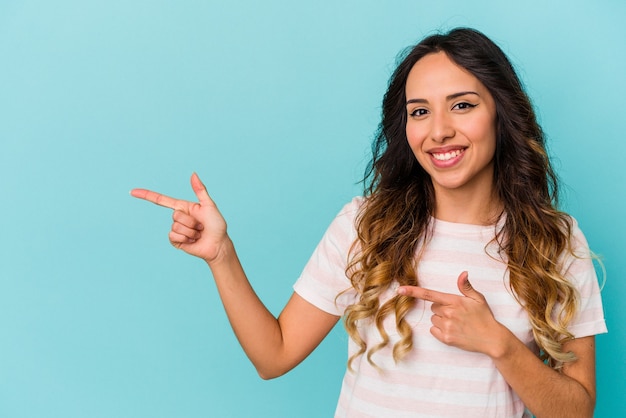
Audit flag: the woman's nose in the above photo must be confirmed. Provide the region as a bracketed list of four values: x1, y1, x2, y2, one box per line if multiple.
[430, 112, 455, 143]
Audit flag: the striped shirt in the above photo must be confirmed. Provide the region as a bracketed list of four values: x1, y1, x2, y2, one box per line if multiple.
[294, 197, 607, 418]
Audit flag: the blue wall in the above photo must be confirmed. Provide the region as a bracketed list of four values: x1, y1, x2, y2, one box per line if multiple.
[1, 1, 623, 416]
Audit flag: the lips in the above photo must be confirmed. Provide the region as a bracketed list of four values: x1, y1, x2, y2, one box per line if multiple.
[431, 149, 464, 161]
[427, 147, 467, 167]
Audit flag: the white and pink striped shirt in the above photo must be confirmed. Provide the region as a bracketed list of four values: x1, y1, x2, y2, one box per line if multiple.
[294, 197, 607, 418]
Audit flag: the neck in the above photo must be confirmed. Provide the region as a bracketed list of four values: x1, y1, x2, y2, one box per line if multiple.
[433, 183, 502, 225]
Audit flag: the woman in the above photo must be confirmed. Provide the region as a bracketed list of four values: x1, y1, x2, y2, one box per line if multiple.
[131, 28, 606, 417]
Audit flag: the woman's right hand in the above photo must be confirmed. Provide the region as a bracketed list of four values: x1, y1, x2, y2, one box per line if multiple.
[132, 172, 341, 379]
[131, 173, 229, 264]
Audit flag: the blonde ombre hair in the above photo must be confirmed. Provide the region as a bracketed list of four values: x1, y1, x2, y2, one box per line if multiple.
[344, 28, 582, 370]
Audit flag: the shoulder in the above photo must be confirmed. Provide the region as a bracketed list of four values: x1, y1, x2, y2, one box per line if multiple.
[557, 215, 601, 288]
[339, 196, 366, 216]
[563, 215, 593, 257]
[329, 196, 367, 230]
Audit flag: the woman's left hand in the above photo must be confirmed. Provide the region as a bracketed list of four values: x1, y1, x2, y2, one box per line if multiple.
[398, 271, 507, 357]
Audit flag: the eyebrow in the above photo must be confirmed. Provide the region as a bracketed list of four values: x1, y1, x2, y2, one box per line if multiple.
[406, 91, 480, 105]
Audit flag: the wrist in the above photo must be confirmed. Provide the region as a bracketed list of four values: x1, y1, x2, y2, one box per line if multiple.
[487, 323, 518, 361]
[204, 236, 235, 267]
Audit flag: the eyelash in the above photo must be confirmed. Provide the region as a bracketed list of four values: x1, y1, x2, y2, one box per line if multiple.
[453, 102, 477, 110]
[409, 102, 477, 117]
[410, 108, 429, 117]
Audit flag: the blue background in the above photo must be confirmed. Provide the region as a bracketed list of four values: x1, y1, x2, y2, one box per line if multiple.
[1, 1, 624, 416]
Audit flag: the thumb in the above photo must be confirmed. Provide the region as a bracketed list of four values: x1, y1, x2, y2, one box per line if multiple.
[457, 271, 479, 299]
[190, 172, 213, 205]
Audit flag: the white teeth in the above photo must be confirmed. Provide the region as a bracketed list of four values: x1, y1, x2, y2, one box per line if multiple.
[432, 149, 463, 161]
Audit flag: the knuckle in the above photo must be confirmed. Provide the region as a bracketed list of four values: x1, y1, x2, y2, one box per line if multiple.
[442, 334, 454, 345]
[173, 210, 189, 222]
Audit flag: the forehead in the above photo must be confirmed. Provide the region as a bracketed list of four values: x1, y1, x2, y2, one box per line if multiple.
[405, 52, 487, 97]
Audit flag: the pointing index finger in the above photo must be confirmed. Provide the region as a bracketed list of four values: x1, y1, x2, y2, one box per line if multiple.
[398, 286, 455, 304]
[130, 188, 184, 210]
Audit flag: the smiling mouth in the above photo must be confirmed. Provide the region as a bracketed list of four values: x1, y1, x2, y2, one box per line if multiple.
[431, 149, 465, 161]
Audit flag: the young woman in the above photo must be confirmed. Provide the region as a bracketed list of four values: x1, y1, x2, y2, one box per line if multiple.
[131, 28, 606, 417]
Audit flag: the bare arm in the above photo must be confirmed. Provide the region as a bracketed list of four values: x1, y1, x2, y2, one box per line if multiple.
[206, 238, 339, 379]
[398, 272, 596, 418]
[131, 173, 340, 379]
[491, 330, 595, 418]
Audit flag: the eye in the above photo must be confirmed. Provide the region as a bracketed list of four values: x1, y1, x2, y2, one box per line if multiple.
[452, 102, 477, 111]
[409, 108, 429, 118]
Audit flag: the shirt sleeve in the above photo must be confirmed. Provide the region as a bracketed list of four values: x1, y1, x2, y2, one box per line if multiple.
[293, 197, 363, 316]
[562, 219, 608, 338]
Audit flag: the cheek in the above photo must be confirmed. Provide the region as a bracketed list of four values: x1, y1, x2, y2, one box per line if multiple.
[405, 123, 426, 153]
[405, 122, 436, 171]
[467, 116, 497, 150]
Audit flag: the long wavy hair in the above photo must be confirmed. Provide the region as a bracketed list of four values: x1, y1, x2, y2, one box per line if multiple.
[344, 27, 579, 370]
